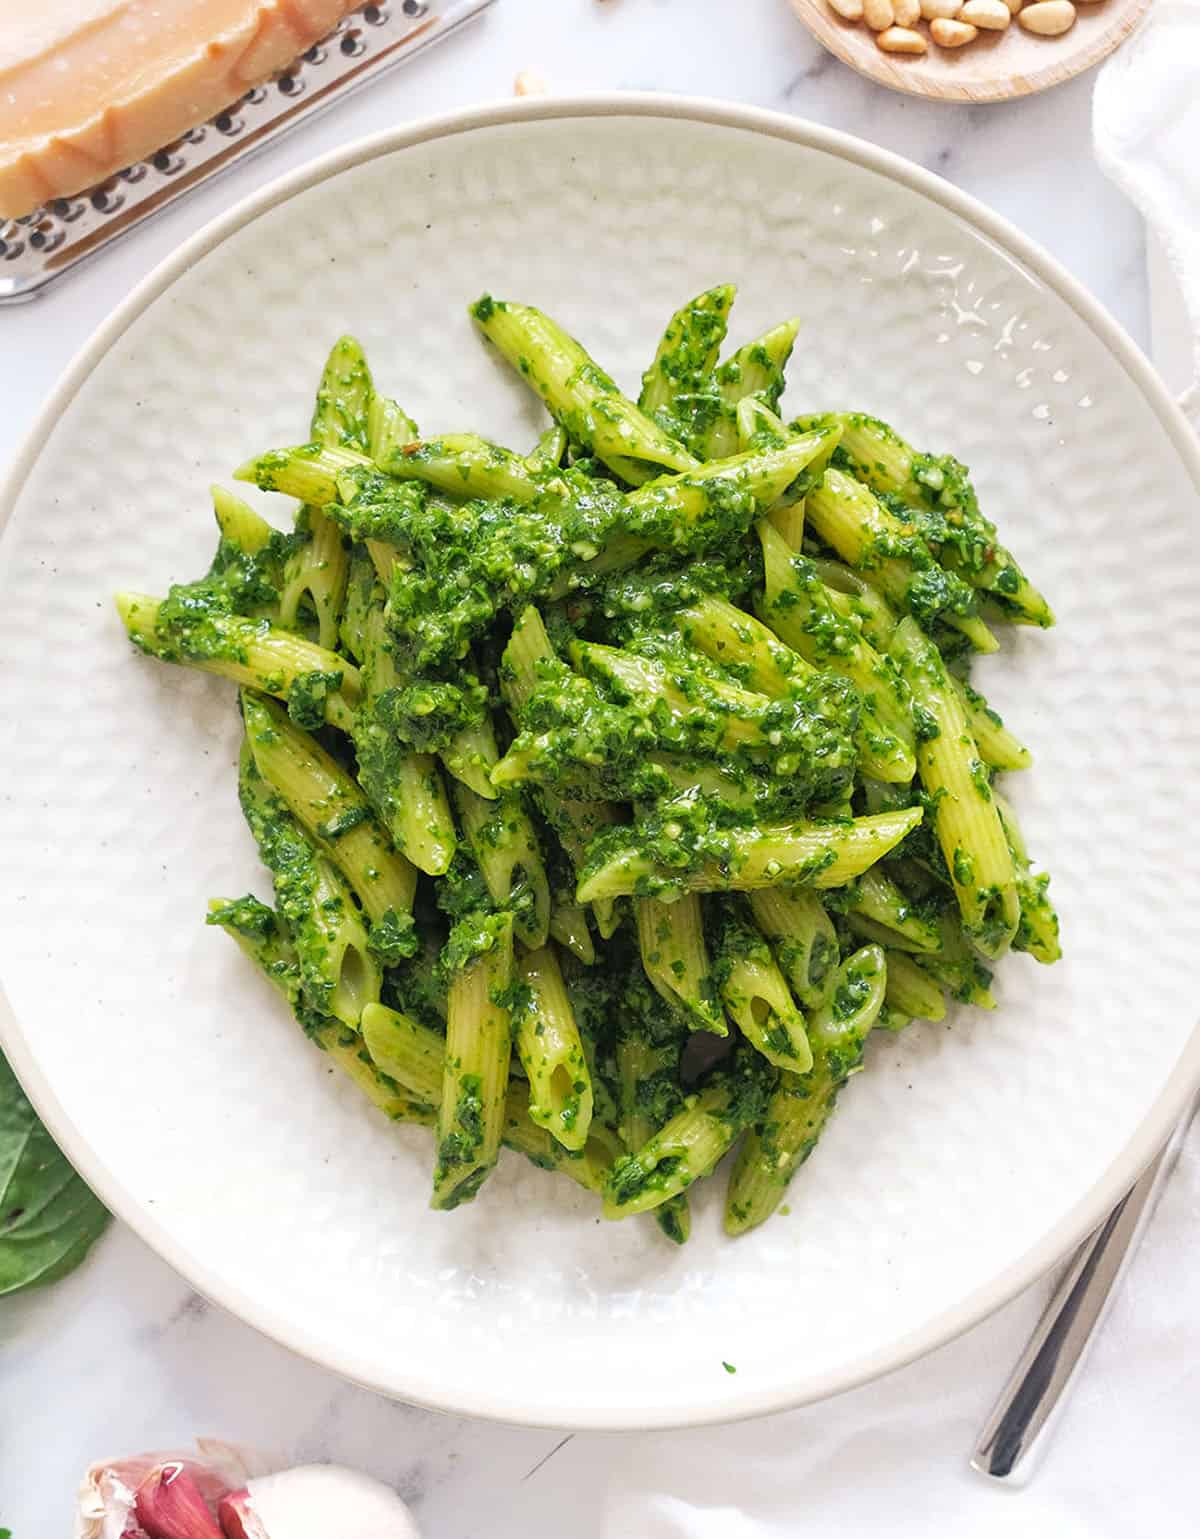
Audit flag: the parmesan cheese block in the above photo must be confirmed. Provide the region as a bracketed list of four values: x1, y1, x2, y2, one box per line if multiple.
[0, 1, 363, 218]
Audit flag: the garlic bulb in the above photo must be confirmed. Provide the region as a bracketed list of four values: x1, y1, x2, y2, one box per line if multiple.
[222, 1466, 421, 1539]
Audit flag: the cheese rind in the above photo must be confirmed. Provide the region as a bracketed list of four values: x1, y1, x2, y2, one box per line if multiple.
[0, 1, 360, 217]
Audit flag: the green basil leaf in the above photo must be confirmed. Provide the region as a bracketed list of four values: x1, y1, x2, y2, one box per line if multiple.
[0, 1050, 109, 1294]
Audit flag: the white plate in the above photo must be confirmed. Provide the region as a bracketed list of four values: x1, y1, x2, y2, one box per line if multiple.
[2, 97, 1199, 1431]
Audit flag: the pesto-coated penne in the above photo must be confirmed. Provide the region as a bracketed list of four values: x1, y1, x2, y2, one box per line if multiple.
[433, 914, 514, 1210]
[210, 903, 430, 1124]
[121, 290, 1062, 1240]
[635, 894, 725, 1036]
[916, 910, 998, 1009]
[577, 807, 925, 904]
[608, 958, 694, 1244]
[527, 423, 568, 471]
[676, 594, 816, 697]
[500, 605, 619, 938]
[235, 441, 372, 506]
[994, 792, 1061, 964]
[339, 545, 376, 662]
[757, 520, 916, 784]
[830, 412, 1054, 628]
[365, 1000, 612, 1192]
[809, 557, 899, 652]
[639, 284, 735, 415]
[890, 617, 1019, 958]
[356, 600, 456, 876]
[724, 945, 885, 1234]
[806, 467, 998, 654]
[514, 945, 594, 1150]
[470, 295, 698, 484]
[881, 948, 946, 1022]
[542, 432, 839, 598]
[278, 505, 348, 652]
[604, 1051, 773, 1219]
[361, 1001, 446, 1105]
[116, 593, 360, 733]
[712, 901, 813, 1072]
[236, 745, 379, 1030]
[453, 782, 551, 952]
[498, 1085, 614, 1195]
[366, 393, 420, 463]
[549, 897, 596, 966]
[695, 319, 800, 460]
[212, 486, 274, 558]
[952, 675, 1033, 773]
[572, 638, 816, 761]
[620, 434, 834, 551]
[276, 336, 366, 649]
[382, 433, 546, 504]
[846, 868, 941, 954]
[747, 888, 839, 1013]
[440, 711, 501, 801]
[241, 691, 418, 960]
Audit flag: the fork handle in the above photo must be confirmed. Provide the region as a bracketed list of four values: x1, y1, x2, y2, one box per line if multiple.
[971, 1109, 1193, 1482]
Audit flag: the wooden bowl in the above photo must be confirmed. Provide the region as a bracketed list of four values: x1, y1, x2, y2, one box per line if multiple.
[788, 0, 1150, 101]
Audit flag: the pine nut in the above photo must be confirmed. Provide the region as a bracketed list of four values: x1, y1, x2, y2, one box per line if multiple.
[1018, 0, 1076, 31]
[827, 0, 866, 19]
[960, 0, 1010, 27]
[876, 23, 928, 50]
[514, 71, 546, 97]
[863, 0, 896, 30]
[894, 0, 922, 25]
[930, 16, 979, 43]
[921, 0, 964, 17]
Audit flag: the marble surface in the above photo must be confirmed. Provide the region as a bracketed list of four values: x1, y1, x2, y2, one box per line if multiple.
[0, 0, 1159, 1534]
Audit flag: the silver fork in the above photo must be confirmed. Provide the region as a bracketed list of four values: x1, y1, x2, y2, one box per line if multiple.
[972, 1099, 1196, 1482]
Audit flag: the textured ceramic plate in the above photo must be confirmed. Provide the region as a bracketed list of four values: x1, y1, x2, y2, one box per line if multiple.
[2, 98, 1199, 1431]
[788, 0, 1151, 103]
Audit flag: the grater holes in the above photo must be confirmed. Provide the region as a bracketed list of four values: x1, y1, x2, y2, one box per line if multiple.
[278, 73, 305, 95]
[1, 239, 24, 261]
[119, 164, 148, 184]
[340, 28, 366, 55]
[182, 126, 207, 145]
[364, 4, 389, 21]
[243, 86, 268, 106]
[403, 0, 426, 15]
[152, 150, 185, 175]
[303, 44, 326, 63]
[90, 184, 124, 214]
[214, 112, 243, 135]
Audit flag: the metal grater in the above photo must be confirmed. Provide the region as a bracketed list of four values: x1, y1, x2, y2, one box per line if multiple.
[0, 0, 495, 305]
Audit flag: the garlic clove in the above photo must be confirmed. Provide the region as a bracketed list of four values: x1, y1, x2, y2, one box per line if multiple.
[217, 1489, 271, 1539]
[76, 1447, 272, 1539]
[134, 1464, 226, 1539]
[234, 1465, 422, 1539]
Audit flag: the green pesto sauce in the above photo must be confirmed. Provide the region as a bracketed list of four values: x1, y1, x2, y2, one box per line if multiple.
[238, 762, 343, 1014]
[367, 906, 420, 966]
[287, 669, 344, 730]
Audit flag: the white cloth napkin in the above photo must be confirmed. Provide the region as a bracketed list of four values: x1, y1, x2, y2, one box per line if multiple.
[596, 21, 1200, 1535]
[1095, 0, 1200, 420]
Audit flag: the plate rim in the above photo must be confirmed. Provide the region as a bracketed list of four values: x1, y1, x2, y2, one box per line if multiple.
[2, 92, 1198, 1432]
